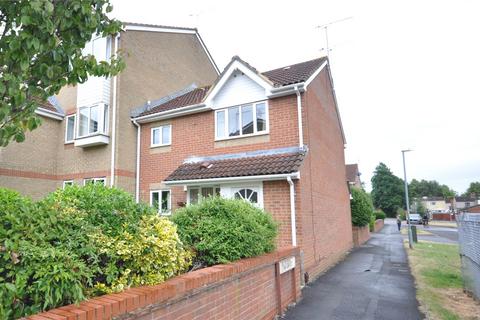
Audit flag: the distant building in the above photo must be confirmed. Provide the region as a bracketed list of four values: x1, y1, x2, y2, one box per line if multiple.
[346, 164, 362, 189]
[421, 197, 448, 213]
[446, 196, 479, 212]
[463, 204, 480, 213]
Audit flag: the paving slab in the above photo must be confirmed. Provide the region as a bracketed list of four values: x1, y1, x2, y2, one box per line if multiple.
[283, 219, 424, 320]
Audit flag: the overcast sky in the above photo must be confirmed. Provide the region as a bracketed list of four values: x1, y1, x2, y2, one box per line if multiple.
[112, 0, 480, 194]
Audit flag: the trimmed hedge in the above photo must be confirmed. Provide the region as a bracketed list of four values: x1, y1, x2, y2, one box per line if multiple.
[172, 197, 278, 267]
[350, 187, 374, 227]
[374, 210, 386, 220]
[0, 186, 190, 319]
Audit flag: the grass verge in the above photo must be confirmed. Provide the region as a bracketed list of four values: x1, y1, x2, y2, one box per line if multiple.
[405, 241, 480, 320]
[401, 227, 433, 235]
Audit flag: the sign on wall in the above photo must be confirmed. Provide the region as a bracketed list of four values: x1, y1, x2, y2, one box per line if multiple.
[279, 256, 295, 274]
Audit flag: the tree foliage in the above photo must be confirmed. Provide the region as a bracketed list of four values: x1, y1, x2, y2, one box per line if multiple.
[463, 181, 480, 198]
[350, 187, 374, 227]
[409, 179, 456, 199]
[371, 162, 405, 217]
[0, 0, 124, 146]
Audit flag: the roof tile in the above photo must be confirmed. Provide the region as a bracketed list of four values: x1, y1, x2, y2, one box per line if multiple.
[262, 57, 327, 87]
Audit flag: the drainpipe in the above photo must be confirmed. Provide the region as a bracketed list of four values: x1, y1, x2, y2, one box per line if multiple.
[110, 33, 120, 187]
[295, 86, 303, 148]
[287, 176, 297, 246]
[132, 119, 141, 203]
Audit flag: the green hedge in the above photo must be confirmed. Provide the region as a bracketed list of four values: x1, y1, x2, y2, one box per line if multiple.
[350, 187, 374, 227]
[172, 197, 278, 267]
[374, 210, 386, 220]
[0, 186, 190, 319]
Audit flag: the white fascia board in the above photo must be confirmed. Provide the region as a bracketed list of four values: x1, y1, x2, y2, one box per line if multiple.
[164, 172, 300, 186]
[204, 60, 274, 106]
[134, 103, 209, 124]
[124, 24, 196, 34]
[35, 108, 64, 120]
[304, 60, 328, 88]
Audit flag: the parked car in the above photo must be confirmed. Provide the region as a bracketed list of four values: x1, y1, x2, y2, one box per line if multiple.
[408, 213, 422, 224]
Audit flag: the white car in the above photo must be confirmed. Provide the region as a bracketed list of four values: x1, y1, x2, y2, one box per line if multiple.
[408, 214, 422, 224]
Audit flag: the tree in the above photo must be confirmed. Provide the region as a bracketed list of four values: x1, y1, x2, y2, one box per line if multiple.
[464, 182, 480, 198]
[408, 178, 456, 199]
[0, 0, 124, 146]
[371, 162, 405, 217]
[350, 187, 374, 227]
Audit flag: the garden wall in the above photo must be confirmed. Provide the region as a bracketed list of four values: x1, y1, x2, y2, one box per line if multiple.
[431, 213, 455, 221]
[29, 247, 300, 320]
[374, 219, 384, 232]
[352, 225, 370, 246]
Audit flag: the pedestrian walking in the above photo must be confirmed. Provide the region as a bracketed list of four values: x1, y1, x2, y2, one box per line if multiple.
[397, 215, 402, 231]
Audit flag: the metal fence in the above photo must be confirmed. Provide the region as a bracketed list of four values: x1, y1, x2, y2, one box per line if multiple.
[457, 212, 480, 300]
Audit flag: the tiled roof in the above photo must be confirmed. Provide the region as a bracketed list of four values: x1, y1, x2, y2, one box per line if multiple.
[35, 98, 58, 113]
[346, 164, 359, 183]
[262, 57, 328, 87]
[165, 151, 305, 181]
[138, 86, 211, 117]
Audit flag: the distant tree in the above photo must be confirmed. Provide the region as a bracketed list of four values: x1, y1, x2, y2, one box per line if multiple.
[464, 182, 480, 198]
[0, 0, 124, 146]
[412, 200, 427, 215]
[408, 179, 456, 199]
[371, 163, 405, 217]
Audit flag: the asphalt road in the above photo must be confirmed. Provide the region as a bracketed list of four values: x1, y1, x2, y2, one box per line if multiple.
[401, 224, 458, 244]
[283, 220, 423, 320]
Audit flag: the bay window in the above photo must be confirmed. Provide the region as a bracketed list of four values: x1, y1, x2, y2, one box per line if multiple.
[215, 102, 268, 140]
[77, 103, 108, 138]
[151, 190, 171, 215]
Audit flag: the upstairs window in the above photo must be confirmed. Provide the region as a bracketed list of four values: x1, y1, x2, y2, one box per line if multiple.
[65, 115, 76, 143]
[151, 190, 171, 215]
[83, 36, 111, 62]
[77, 104, 108, 137]
[215, 102, 268, 140]
[151, 125, 172, 147]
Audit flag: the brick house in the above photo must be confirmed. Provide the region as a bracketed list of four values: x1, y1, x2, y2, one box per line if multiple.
[131, 56, 353, 280]
[0, 23, 219, 199]
[346, 163, 362, 188]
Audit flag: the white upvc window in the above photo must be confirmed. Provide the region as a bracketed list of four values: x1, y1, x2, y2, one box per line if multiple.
[150, 190, 171, 215]
[63, 180, 74, 189]
[215, 101, 268, 140]
[83, 177, 106, 186]
[188, 186, 221, 205]
[65, 115, 76, 143]
[151, 125, 172, 147]
[77, 103, 108, 138]
[83, 35, 111, 62]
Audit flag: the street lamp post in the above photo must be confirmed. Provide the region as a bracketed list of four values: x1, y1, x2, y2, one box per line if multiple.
[402, 149, 413, 249]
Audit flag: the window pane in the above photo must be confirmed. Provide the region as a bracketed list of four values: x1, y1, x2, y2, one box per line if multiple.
[161, 191, 170, 213]
[66, 116, 75, 141]
[152, 192, 159, 211]
[228, 107, 240, 136]
[162, 126, 171, 145]
[103, 105, 108, 133]
[89, 105, 99, 134]
[190, 189, 199, 204]
[241, 105, 254, 134]
[95, 179, 105, 186]
[79, 108, 89, 136]
[216, 111, 225, 138]
[215, 187, 221, 196]
[201, 187, 214, 198]
[93, 37, 107, 61]
[84, 179, 94, 185]
[250, 191, 258, 203]
[152, 128, 160, 145]
[256, 103, 267, 132]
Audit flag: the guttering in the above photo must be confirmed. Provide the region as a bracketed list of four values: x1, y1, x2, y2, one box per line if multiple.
[132, 119, 141, 203]
[295, 86, 304, 148]
[164, 172, 300, 186]
[110, 33, 120, 187]
[287, 176, 297, 246]
[133, 103, 208, 124]
[268, 83, 305, 99]
[35, 108, 64, 120]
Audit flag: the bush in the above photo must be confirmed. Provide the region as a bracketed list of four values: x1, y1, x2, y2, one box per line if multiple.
[350, 187, 374, 227]
[0, 185, 190, 319]
[374, 210, 386, 220]
[397, 208, 407, 220]
[172, 197, 278, 267]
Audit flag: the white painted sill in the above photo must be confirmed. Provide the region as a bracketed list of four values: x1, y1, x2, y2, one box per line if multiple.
[214, 131, 269, 142]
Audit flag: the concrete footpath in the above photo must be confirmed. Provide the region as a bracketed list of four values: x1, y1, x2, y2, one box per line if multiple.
[283, 219, 423, 320]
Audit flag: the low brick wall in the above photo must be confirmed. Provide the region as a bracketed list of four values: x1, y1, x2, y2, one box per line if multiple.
[352, 225, 370, 246]
[431, 213, 455, 221]
[29, 247, 301, 320]
[374, 219, 384, 232]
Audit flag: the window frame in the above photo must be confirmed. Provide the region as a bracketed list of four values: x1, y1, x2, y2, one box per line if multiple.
[214, 101, 269, 141]
[187, 186, 221, 205]
[76, 103, 108, 138]
[62, 180, 74, 189]
[151, 124, 172, 147]
[150, 189, 172, 215]
[65, 114, 76, 144]
[83, 177, 106, 186]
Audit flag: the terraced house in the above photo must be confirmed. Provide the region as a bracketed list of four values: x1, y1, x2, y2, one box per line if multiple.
[0, 23, 219, 199]
[131, 56, 353, 280]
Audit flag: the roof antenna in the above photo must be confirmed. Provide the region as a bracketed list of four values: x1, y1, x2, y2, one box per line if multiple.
[316, 16, 353, 59]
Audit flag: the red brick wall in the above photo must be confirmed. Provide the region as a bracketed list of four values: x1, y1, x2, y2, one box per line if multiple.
[352, 225, 370, 246]
[374, 219, 384, 232]
[296, 68, 353, 279]
[431, 213, 456, 221]
[30, 247, 300, 320]
[263, 180, 294, 248]
[465, 206, 480, 213]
